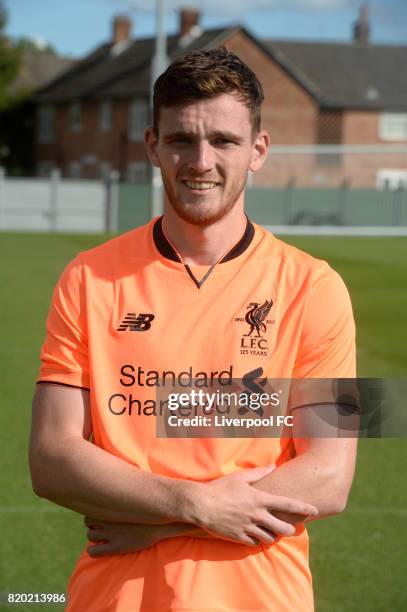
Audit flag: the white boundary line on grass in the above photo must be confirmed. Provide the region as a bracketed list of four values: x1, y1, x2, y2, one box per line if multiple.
[264, 225, 407, 237]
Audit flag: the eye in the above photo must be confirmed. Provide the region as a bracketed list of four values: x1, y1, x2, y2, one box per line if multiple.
[170, 136, 192, 144]
[213, 137, 236, 146]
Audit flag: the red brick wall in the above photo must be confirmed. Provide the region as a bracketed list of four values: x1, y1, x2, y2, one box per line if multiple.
[223, 30, 318, 186]
[36, 99, 150, 178]
[343, 111, 380, 144]
[224, 30, 317, 146]
[333, 112, 407, 187]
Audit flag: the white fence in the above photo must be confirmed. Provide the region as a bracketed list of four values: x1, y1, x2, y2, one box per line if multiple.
[0, 169, 119, 233]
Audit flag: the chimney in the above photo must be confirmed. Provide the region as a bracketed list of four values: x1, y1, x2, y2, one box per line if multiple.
[179, 7, 200, 38]
[112, 15, 132, 46]
[353, 4, 369, 44]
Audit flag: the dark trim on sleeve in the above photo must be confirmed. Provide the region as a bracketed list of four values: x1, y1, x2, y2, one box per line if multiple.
[289, 401, 360, 413]
[36, 381, 90, 391]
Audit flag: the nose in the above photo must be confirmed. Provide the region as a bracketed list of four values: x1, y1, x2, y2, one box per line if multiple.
[187, 141, 215, 174]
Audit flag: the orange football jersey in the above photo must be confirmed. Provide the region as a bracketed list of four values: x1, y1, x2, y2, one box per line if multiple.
[38, 217, 355, 611]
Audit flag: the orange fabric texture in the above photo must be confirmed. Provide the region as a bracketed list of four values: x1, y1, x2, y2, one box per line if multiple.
[38, 219, 356, 611]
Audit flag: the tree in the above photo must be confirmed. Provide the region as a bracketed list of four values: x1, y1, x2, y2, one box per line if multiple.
[0, 0, 28, 174]
[15, 37, 57, 55]
[0, 0, 22, 110]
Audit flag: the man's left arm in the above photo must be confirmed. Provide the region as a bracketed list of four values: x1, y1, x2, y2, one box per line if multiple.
[256, 262, 358, 524]
[252, 435, 358, 523]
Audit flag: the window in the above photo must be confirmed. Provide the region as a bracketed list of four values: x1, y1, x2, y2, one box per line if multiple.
[379, 113, 407, 141]
[100, 101, 112, 132]
[70, 101, 82, 133]
[38, 105, 55, 143]
[126, 161, 149, 183]
[129, 99, 149, 141]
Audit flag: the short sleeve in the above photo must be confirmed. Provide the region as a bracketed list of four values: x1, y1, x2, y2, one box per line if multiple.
[37, 256, 89, 388]
[293, 264, 356, 378]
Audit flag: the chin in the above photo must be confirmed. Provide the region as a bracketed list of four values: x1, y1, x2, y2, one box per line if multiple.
[172, 204, 229, 228]
[167, 193, 237, 227]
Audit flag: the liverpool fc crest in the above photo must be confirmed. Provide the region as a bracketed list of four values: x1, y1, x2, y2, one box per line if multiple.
[234, 298, 275, 357]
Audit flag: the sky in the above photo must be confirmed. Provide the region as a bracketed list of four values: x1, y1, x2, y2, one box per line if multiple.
[4, 0, 407, 58]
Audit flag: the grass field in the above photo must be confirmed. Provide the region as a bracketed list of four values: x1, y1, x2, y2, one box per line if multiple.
[0, 233, 406, 611]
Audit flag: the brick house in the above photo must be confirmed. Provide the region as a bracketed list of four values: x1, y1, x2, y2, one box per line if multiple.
[260, 7, 407, 187]
[33, 7, 407, 187]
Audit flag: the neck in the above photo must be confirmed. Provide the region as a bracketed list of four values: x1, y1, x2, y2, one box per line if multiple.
[162, 203, 247, 266]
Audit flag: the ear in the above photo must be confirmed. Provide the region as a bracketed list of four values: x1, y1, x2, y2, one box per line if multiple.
[249, 130, 270, 173]
[144, 126, 160, 168]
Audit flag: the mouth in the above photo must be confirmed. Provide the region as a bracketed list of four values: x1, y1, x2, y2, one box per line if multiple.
[182, 180, 220, 191]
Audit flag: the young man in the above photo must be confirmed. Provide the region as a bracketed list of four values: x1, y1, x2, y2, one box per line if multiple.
[30, 48, 357, 611]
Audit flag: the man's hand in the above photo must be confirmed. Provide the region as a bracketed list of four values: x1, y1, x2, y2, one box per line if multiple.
[85, 517, 217, 558]
[85, 517, 166, 557]
[192, 465, 318, 546]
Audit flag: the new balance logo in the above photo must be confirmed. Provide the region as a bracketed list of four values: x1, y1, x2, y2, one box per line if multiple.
[117, 313, 155, 332]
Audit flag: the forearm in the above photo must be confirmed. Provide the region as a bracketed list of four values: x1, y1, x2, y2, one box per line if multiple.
[30, 435, 201, 524]
[160, 454, 334, 538]
[252, 439, 356, 522]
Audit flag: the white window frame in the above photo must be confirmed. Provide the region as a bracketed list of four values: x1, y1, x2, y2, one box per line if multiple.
[70, 101, 82, 133]
[99, 100, 112, 132]
[38, 105, 55, 143]
[129, 98, 149, 141]
[379, 113, 407, 141]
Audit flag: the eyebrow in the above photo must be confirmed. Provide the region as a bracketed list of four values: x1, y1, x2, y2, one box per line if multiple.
[163, 130, 244, 143]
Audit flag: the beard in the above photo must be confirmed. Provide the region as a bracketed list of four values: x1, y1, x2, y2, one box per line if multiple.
[161, 170, 248, 227]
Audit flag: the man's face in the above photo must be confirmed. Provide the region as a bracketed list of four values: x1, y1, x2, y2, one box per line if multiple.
[145, 93, 269, 226]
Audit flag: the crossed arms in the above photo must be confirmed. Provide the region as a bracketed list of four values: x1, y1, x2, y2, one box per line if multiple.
[29, 384, 357, 557]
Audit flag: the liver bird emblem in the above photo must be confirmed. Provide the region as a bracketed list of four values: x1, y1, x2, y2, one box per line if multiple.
[244, 299, 273, 337]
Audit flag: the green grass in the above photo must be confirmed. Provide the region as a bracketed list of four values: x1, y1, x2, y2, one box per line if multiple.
[283, 236, 407, 377]
[0, 233, 406, 611]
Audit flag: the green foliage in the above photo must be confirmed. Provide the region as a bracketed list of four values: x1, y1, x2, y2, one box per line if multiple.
[0, 0, 6, 31]
[0, 0, 22, 110]
[15, 36, 56, 55]
[0, 44, 22, 108]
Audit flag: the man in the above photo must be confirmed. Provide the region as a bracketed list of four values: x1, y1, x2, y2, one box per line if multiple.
[30, 48, 357, 611]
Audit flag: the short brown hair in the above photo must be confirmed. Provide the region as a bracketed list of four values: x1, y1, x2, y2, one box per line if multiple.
[153, 47, 264, 135]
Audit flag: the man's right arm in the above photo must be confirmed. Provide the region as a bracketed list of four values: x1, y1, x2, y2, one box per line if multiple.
[29, 383, 317, 545]
[30, 384, 200, 525]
